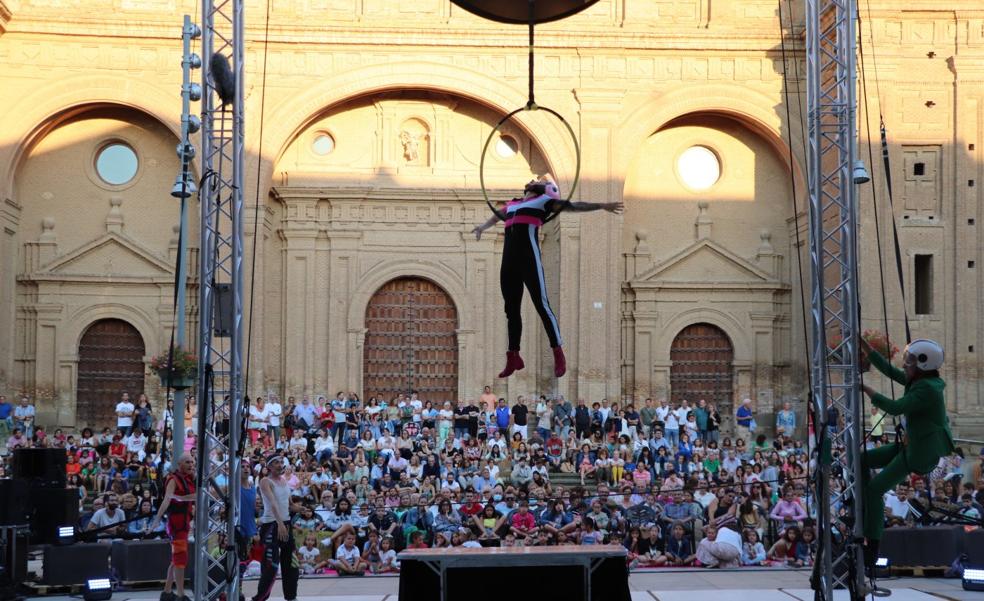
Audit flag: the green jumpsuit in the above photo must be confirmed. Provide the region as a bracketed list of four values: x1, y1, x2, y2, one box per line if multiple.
[862, 350, 955, 541]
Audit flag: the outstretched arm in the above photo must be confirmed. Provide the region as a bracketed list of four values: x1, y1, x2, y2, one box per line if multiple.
[566, 201, 624, 214]
[471, 213, 502, 240]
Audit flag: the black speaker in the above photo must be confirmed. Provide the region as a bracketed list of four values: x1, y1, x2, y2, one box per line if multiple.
[0, 480, 29, 526]
[42, 543, 110, 586]
[215, 282, 233, 337]
[0, 527, 28, 586]
[28, 486, 79, 545]
[13, 447, 67, 488]
[111, 539, 171, 583]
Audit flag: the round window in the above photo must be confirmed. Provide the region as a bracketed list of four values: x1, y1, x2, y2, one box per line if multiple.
[496, 135, 519, 158]
[312, 133, 335, 156]
[676, 145, 721, 191]
[95, 143, 139, 186]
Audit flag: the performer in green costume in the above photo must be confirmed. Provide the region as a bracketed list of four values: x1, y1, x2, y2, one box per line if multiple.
[859, 337, 954, 554]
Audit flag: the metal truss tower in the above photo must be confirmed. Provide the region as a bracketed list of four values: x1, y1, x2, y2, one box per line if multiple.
[193, 0, 245, 600]
[805, 0, 865, 597]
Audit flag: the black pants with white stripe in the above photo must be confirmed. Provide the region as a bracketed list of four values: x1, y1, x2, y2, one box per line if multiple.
[500, 223, 563, 350]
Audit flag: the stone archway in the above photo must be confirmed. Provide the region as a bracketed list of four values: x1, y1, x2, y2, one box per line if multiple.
[670, 323, 734, 409]
[363, 277, 459, 405]
[76, 318, 146, 428]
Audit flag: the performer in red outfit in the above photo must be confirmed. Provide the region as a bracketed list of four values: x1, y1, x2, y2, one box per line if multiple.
[150, 453, 197, 601]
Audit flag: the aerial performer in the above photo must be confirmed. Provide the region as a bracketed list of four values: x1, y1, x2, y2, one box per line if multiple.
[857, 337, 954, 572]
[471, 176, 622, 379]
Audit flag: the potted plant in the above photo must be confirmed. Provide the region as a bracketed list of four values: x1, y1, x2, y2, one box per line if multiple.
[150, 347, 198, 390]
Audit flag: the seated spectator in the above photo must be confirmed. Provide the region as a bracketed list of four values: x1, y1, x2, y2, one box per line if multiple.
[767, 525, 804, 566]
[696, 524, 741, 568]
[86, 493, 127, 537]
[740, 528, 766, 565]
[960, 493, 982, 520]
[130, 499, 165, 535]
[545, 431, 564, 469]
[510, 501, 538, 540]
[579, 516, 603, 545]
[297, 534, 327, 575]
[634, 523, 666, 566]
[333, 533, 368, 575]
[375, 536, 398, 573]
[369, 504, 399, 541]
[472, 503, 504, 540]
[510, 458, 533, 487]
[313, 430, 334, 463]
[540, 499, 577, 537]
[664, 522, 695, 566]
[293, 505, 324, 533]
[800, 526, 817, 566]
[434, 499, 462, 538]
[770, 485, 808, 531]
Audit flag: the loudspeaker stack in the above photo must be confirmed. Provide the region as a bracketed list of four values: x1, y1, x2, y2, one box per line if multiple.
[12, 447, 79, 545]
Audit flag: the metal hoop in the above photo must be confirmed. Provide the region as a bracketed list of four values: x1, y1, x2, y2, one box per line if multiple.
[479, 103, 581, 223]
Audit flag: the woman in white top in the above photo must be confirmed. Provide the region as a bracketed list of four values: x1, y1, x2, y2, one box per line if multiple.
[248, 398, 270, 447]
[376, 430, 396, 459]
[437, 402, 454, 448]
[365, 397, 383, 438]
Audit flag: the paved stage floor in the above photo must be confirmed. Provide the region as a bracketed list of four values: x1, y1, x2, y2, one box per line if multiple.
[30, 569, 978, 601]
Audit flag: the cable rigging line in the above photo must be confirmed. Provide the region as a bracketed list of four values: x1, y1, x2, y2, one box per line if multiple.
[243, 0, 273, 403]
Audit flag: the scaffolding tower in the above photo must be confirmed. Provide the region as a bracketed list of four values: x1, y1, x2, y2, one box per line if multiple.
[180, 0, 867, 598]
[192, 0, 245, 601]
[805, 0, 866, 597]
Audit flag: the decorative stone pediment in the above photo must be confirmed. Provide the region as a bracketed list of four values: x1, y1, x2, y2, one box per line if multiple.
[33, 232, 173, 280]
[634, 239, 776, 287]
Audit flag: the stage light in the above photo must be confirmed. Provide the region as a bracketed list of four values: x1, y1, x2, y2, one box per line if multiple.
[184, 21, 201, 39]
[185, 82, 203, 102]
[84, 578, 112, 601]
[176, 141, 196, 161]
[171, 174, 198, 198]
[187, 53, 202, 69]
[57, 525, 74, 545]
[852, 160, 871, 184]
[963, 567, 984, 591]
[186, 115, 201, 134]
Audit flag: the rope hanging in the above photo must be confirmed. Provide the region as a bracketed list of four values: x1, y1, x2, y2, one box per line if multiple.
[479, 0, 581, 223]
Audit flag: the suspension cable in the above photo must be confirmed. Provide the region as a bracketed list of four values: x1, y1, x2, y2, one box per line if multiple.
[243, 0, 273, 402]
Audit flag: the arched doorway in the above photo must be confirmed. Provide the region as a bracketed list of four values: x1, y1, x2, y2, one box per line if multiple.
[77, 319, 146, 428]
[363, 277, 459, 405]
[670, 323, 734, 410]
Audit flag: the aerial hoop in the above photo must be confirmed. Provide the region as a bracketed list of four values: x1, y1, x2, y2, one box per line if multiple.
[478, 102, 582, 223]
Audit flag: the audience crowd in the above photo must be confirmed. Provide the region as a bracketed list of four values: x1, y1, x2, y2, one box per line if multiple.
[0, 388, 981, 576]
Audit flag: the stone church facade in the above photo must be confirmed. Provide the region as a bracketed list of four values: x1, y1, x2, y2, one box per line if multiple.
[0, 1, 982, 436]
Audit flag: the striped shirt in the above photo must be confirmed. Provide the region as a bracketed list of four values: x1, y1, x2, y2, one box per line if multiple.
[504, 194, 569, 227]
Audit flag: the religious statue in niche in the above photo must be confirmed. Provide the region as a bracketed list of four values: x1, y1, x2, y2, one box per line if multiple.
[400, 130, 422, 162]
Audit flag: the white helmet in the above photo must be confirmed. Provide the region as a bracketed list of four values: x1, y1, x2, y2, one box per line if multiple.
[903, 339, 944, 371]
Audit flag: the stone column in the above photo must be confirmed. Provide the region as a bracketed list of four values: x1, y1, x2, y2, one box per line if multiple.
[0, 196, 19, 391]
[950, 55, 983, 417]
[280, 196, 319, 397]
[571, 89, 624, 402]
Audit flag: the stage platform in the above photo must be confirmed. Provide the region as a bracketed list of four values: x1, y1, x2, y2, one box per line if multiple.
[398, 545, 630, 601]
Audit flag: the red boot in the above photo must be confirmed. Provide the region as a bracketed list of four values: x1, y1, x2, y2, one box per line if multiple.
[498, 351, 525, 378]
[553, 346, 567, 378]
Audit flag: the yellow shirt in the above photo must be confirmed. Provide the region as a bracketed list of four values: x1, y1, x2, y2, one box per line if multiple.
[868, 410, 884, 437]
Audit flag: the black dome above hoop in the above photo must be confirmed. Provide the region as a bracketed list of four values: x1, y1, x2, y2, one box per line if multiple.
[450, 0, 600, 24]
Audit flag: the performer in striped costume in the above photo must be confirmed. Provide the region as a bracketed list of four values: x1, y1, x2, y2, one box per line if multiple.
[472, 177, 623, 378]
